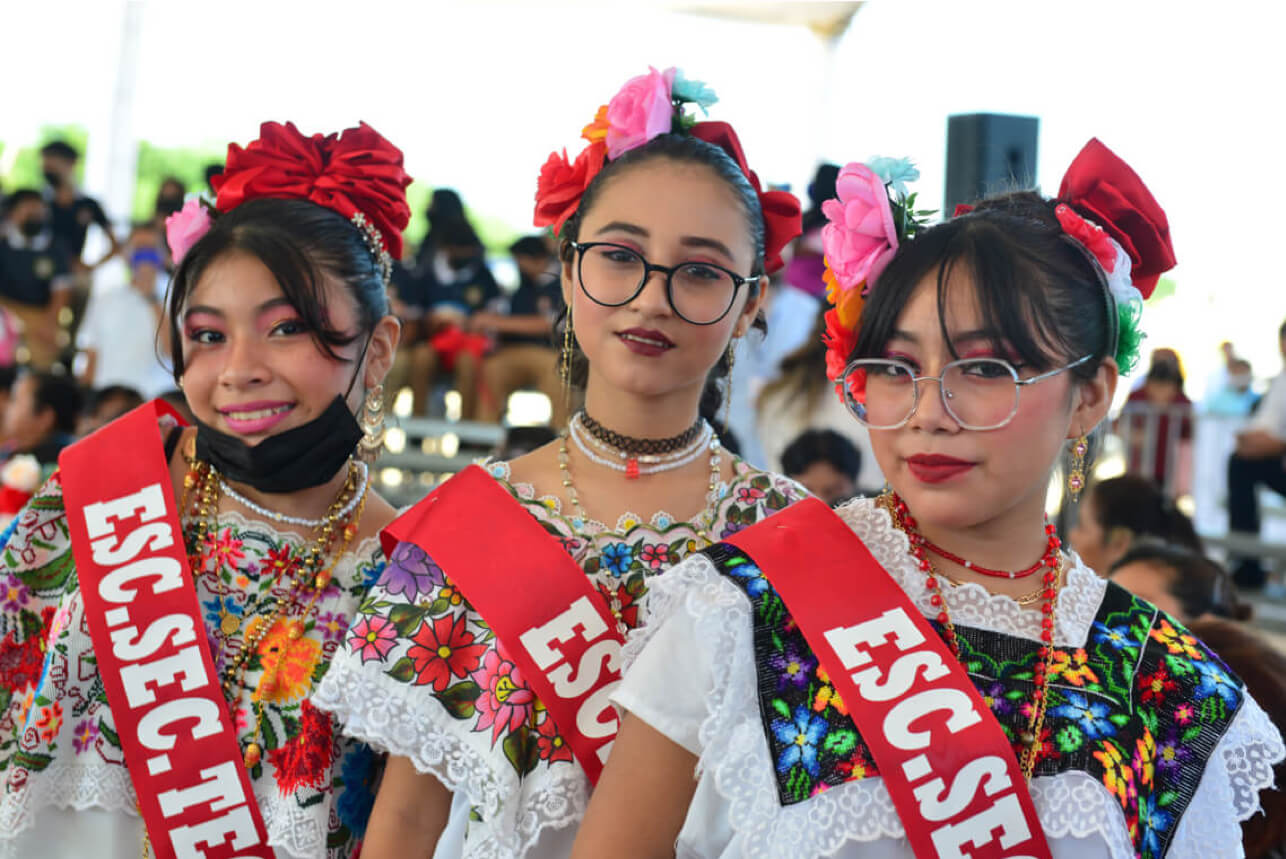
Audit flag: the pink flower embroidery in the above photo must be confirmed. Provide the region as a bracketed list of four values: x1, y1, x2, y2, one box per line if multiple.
[737, 487, 766, 504]
[471, 649, 536, 744]
[605, 66, 677, 159]
[205, 528, 245, 571]
[821, 163, 898, 291]
[165, 199, 213, 265]
[639, 543, 670, 570]
[348, 615, 398, 663]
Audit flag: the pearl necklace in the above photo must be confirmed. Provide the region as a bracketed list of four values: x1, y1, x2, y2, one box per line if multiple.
[557, 434, 724, 545]
[218, 460, 369, 528]
[568, 415, 713, 476]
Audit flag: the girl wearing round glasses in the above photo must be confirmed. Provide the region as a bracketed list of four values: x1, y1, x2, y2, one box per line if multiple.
[574, 143, 1283, 857]
[315, 68, 806, 858]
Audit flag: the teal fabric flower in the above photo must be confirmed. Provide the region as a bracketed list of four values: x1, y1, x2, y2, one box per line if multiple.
[866, 156, 920, 196]
[672, 71, 719, 114]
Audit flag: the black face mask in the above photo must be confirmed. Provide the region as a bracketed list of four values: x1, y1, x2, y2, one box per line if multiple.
[194, 395, 363, 494]
[42, 170, 63, 189]
[19, 219, 45, 239]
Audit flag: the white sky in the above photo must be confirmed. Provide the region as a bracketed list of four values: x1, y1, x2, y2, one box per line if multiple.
[4, 0, 1283, 394]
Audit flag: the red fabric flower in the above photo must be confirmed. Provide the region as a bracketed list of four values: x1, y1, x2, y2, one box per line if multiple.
[690, 121, 801, 275]
[1055, 204, 1117, 273]
[533, 141, 607, 237]
[407, 613, 488, 691]
[1058, 138, 1175, 298]
[267, 699, 335, 796]
[823, 307, 857, 383]
[212, 121, 413, 259]
[952, 203, 975, 217]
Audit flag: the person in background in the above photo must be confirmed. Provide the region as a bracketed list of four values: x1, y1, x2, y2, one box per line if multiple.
[39, 140, 120, 270]
[0, 189, 73, 368]
[474, 235, 564, 425]
[1183, 617, 1286, 859]
[780, 428, 862, 506]
[1108, 541, 1249, 622]
[755, 307, 882, 488]
[75, 221, 173, 397]
[75, 383, 144, 436]
[1205, 356, 1260, 417]
[152, 176, 186, 226]
[0, 366, 17, 444]
[203, 163, 223, 196]
[1069, 473, 1203, 577]
[1227, 319, 1286, 589]
[0, 370, 81, 467]
[1120, 346, 1193, 487]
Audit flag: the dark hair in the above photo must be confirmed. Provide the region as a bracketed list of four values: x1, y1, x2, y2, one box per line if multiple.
[759, 307, 829, 415]
[436, 217, 482, 251]
[802, 163, 840, 233]
[0, 365, 18, 394]
[1088, 474, 1203, 553]
[854, 191, 1112, 382]
[781, 429, 861, 481]
[165, 197, 389, 380]
[40, 140, 79, 161]
[3, 189, 43, 217]
[510, 235, 551, 260]
[558, 133, 769, 411]
[203, 163, 224, 188]
[1184, 617, 1286, 857]
[1110, 542, 1250, 621]
[87, 384, 144, 416]
[26, 371, 82, 434]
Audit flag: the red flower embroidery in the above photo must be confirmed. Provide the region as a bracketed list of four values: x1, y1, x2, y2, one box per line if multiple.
[267, 699, 335, 796]
[595, 581, 639, 631]
[535, 714, 574, 764]
[0, 623, 50, 697]
[408, 614, 488, 691]
[1137, 665, 1178, 706]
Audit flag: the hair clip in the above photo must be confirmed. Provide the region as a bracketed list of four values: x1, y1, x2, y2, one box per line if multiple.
[350, 211, 393, 287]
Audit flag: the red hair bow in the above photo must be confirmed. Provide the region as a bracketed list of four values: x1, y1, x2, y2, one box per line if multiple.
[690, 122, 802, 275]
[213, 121, 413, 259]
[1058, 138, 1174, 298]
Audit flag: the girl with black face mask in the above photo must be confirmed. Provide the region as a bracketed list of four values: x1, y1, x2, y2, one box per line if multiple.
[0, 121, 408, 859]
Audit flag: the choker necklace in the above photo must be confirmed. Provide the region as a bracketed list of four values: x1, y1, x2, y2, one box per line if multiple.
[579, 411, 704, 480]
[881, 491, 1062, 781]
[569, 413, 712, 478]
[911, 519, 1060, 580]
[218, 460, 370, 528]
[557, 433, 723, 545]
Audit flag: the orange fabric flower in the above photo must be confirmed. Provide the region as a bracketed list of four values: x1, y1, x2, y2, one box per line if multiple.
[582, 105, 609, 144]
[253, 619, 322, 704]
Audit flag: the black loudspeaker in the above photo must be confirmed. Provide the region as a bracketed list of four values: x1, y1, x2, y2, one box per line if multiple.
[944, 114, 1039, 214]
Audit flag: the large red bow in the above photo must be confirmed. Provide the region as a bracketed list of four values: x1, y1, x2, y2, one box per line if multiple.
[690, 121, 802, 275]
[1058, 138, 1174, 298]
[213, 121, 413, 259]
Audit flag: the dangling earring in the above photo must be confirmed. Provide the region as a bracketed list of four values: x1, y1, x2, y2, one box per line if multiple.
[559, 308, 575, 418]
[358, 384, 386, 460]
[720, 338, 738, 434]
[1067, 433, 1089, 501]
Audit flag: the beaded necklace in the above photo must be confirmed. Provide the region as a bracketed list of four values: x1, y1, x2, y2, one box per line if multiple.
[881, 492, 1061, 781]
[577, 411, 707, 480]
[180, 446, 368, 769]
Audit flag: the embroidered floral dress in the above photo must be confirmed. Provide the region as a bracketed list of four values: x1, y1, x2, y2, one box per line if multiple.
[0, 472, 387, 859]
[614, 497, 1286, 858]
[314, 458, 806, 858]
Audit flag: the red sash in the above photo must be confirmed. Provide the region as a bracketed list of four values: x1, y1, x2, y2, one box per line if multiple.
[381, 465, 623, 784]
[60, 402, 275, 859]
[727, 499, 1051, 859]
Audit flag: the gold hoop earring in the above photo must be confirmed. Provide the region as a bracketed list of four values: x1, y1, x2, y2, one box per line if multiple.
[720, 339, 738, 434]
[1067, 434, 1089, 501]
[358, 384, 386, 460]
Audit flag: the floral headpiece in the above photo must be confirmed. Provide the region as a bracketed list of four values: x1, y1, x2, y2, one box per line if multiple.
[820, 157, 934, 385]
[533, 67, 801, 273]
[165, 121, 412, 285]
[821, 140, 1176, 395]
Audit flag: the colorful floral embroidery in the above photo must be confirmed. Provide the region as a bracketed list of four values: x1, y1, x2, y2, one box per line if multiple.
[708, 543, 1244, 859]
[0, 470, 386, 859]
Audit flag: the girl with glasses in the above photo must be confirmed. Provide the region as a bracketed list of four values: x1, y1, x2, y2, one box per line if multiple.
[575, 142, 1283, 857]
[315, 68, 807, 858]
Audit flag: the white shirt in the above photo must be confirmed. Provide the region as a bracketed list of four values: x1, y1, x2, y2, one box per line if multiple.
[1247, 370, 1286, 440]
[76, 281, 173, 397]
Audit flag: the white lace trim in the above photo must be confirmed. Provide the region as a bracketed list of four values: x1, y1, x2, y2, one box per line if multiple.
[622, 499, 1286, 858]
[315, 646, 588, 859]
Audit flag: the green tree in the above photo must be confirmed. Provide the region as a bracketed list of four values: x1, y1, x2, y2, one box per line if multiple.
[0, 124, 91, 193]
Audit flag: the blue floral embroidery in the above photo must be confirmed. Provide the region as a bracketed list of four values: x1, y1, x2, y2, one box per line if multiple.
[771, 707, 828, 777]
[1192, 658, 1239, 707]
[1049, 691, 1117, 739]
[725, 559, 770, 597]
[600, 542, 632, 577]
[1092, 621, 1136, 651]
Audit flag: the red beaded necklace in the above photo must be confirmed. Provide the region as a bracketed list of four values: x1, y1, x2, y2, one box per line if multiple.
[883, 492, 1061, 781]
[915, 521, 1062, 579]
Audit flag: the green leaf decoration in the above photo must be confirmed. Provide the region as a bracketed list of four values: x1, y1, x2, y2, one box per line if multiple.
[438, 681, 482, 720]
[766, 490, 788, 510]
[784, 765, 812, 803]
[1181, 724, 1202, 743]
[98, 718, 120, 747]
[1158, 789, 1178, 808]
[1110, 713, 1130, 727]
[299, 791, 324, 808]
[13, 750, 54, 772]
[502, 725, 540, 777]
[20, 550, 76, 594]
[388, 656, 417, 684]
[823, 730, 857, 757]
[772, 698, 791, 719]
[1055, 723, 1084, 753]
[388, 604, 428, 637]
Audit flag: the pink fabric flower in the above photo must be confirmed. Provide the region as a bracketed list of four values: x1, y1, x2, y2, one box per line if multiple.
[165, 199, 213, 265]
[605, 66, 677, 159]
[821, 163, 899, 291]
